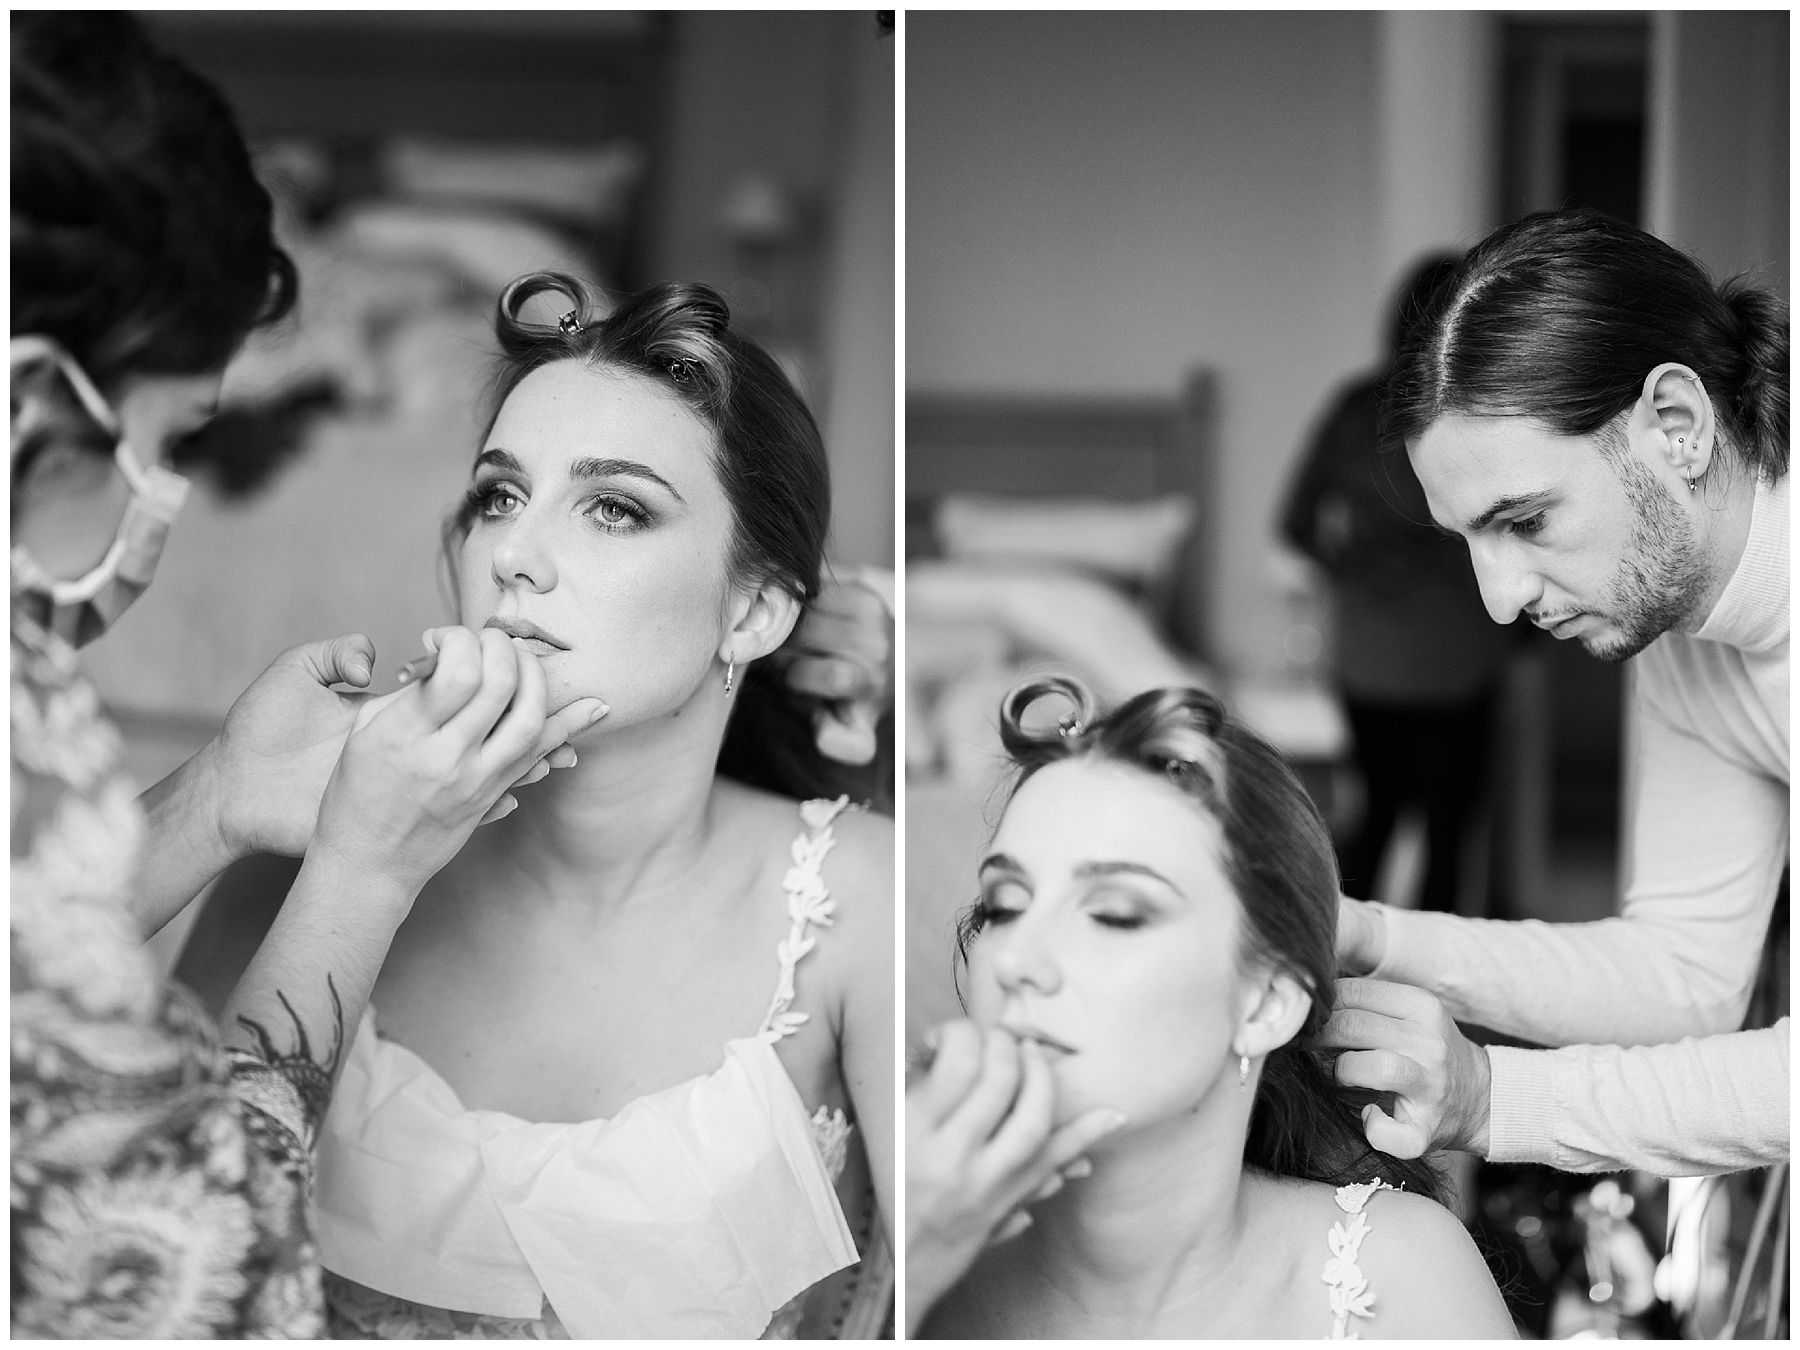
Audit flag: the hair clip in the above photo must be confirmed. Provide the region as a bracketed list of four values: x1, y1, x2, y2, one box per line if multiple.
[1057, 712, 1085, 740]
[667, 357, 696, 384]
[558, 309, 586, 336]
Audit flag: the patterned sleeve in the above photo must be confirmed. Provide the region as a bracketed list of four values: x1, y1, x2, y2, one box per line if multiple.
[11, 628, 326, 1337]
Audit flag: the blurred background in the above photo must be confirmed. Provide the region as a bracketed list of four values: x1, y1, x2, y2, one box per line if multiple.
[89, 8, 894, 839]
[905, 9, 1786, 1340]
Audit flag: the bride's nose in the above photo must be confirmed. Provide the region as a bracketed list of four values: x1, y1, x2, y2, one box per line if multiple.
[490, 511, 557, 593]
[991, 923, 1061, 997]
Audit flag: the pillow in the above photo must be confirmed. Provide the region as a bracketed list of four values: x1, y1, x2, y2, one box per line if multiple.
[934, 493, 1195, 589]
[333, 201, 599, 298]
[906, 559, 1213, 783]
[380, 136, 646, 231]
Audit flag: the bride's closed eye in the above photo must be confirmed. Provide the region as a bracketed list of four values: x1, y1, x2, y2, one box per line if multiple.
[972, 876, 1030, 929]
[1083, 886, 1153, 931]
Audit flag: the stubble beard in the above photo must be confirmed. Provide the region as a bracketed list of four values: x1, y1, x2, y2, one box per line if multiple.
[1582, 452, 1711, 663]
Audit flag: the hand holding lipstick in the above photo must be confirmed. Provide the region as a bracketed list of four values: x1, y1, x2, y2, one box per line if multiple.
[308, 626, 607, 902]
[904, 1019, 1126, 1335]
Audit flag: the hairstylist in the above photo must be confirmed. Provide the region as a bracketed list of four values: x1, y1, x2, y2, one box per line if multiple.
[1322, 209, 1788, 1179]
[11, 14, 603, 1335]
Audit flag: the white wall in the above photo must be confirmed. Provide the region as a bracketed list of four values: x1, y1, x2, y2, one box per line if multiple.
[1647, 10, 1789, 296]
[907, 11, 1387, 676]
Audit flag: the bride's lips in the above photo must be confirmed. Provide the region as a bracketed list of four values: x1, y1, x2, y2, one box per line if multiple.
[484, 616, 569, 655]
[1005, 1024, 1077, 1059]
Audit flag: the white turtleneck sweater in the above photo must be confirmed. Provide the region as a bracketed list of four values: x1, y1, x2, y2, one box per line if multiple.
[1372, 472, 1789, 1177]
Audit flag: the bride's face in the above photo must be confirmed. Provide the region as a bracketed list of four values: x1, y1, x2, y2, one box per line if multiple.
[455, 360, 740, 725]
[964, 758, 1249, 1132]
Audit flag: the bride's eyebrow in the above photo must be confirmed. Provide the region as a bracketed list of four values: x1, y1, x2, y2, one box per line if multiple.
[569, 455, 686, 503]
[472, 447, 527, 477]
[978, 852, 1029, 879]
[470, 448, 686, 504]
[1073, 860, 1178, 890]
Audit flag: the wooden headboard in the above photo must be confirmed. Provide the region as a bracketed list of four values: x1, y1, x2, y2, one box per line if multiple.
[905, 368, 1218, 657]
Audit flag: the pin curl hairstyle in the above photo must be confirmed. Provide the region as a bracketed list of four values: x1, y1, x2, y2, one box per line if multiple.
[962, 674, 1444, 1200]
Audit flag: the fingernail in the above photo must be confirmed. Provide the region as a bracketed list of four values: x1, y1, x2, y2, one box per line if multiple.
[1063, 1157, 1093, 1179]
[1099, 1110, 1129, 1133]
[923, 1026, 942, 1052]
[584, 700, 610, 726]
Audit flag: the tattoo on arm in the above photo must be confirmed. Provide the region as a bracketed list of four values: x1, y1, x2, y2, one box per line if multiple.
[235, 973, 346, 1138]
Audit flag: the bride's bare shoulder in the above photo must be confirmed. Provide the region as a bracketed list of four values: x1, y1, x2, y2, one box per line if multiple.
[1324, 1180, 1518, 1340]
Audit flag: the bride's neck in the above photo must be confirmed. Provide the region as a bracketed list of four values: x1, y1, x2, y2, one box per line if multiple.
[1024, 1100, 1262, 1332]
[474, 701, 732, 903]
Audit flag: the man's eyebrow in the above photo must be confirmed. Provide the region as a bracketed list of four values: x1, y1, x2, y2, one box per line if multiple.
[1465, 491, 1552, 534]
[472, 448, 685, 503]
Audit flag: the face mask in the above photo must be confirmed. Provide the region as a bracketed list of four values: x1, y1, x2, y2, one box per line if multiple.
[10, 336, 192, 648]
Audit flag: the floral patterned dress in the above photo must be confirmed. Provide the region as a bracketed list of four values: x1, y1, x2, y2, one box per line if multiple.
[10, 610, 324, 1337]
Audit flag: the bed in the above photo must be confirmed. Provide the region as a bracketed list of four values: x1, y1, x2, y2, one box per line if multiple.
[903, 372, 1225, 1042]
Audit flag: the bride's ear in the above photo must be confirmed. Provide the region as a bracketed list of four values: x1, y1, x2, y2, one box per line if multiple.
[720, 578, 802, 667]
[1235, 966, 1313, 1062]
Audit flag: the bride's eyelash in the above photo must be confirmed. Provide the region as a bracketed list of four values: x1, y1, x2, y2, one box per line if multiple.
[587, 493, 651, 533]
[464, 481, 520, 520]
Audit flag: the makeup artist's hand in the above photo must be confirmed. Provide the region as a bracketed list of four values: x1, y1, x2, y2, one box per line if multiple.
[905, 1020, 1126, 1334]
[413, 626, 581, 824]
[311, 626, 608, 903]
[785, 574, 892, 765]
[199, 632, 381, 859]
[1320, 977, 1492, 1159]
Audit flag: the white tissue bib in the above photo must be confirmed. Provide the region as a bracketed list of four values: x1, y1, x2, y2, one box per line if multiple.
[313, 796, 860, 1339]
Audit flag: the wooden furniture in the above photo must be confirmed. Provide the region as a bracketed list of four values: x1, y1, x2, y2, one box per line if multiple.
[906, 370, 1219, 658]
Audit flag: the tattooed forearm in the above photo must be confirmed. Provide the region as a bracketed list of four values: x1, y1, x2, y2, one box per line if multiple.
[234, 973, 346, 1138]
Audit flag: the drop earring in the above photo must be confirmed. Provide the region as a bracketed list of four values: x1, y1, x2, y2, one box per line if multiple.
[1238, 1054, 1250, 1090]
[723, 657, 736, 695]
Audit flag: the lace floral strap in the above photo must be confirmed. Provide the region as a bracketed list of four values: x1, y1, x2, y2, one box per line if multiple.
[757, 796, 853, 1042]
[1322, 1177, 1397, 1339]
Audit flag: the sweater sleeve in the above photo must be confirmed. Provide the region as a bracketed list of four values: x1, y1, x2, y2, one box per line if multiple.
[1371, 669, 1787, 1046]
[1485, 1020, 1789, 1176]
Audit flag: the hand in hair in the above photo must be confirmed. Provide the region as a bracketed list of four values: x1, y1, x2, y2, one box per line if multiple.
[1334, 895, 1389, 975]
[904, 1020, 1125, 1334]
[785, 574, 893, 764]
[1319, 978, 1493, 1159]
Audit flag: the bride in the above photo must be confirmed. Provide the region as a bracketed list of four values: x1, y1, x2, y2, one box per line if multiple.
[310, 274, 893, 1339]
[907, 676, 1515, 1338]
